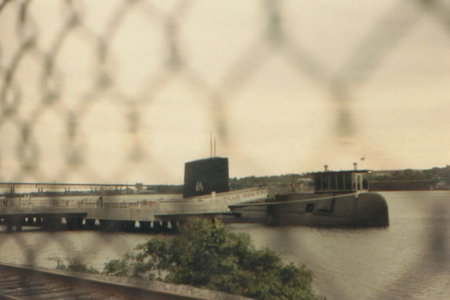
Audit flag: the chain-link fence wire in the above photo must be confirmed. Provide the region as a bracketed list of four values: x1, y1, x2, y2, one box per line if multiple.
[0, 0, 449, 299]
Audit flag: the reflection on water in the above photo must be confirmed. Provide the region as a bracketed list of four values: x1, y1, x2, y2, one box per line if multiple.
[0, 191, 449, 299]
[0, 230, 152, 271]
[231, 191, 450, 300]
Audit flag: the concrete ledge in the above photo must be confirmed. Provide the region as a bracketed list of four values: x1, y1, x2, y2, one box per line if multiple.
[0, 263, 253, 300]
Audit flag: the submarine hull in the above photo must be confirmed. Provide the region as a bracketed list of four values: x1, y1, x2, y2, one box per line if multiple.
[231, 192, 389, 228]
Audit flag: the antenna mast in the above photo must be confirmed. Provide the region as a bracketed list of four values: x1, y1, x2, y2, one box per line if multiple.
[210, 133, 213, 157]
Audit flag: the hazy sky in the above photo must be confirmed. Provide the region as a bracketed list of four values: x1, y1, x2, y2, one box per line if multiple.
[1, 0, 449, 184]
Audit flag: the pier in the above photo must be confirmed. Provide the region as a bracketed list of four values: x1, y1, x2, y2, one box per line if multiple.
[0, 183, 268, 232]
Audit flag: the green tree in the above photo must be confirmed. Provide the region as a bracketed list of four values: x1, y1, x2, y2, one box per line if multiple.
[103, 218, 324, 300]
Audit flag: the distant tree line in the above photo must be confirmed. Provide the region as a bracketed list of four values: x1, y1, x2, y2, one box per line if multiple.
[146, 184, 183, 193]
[370, 166, 450, 185]
[229, 166, 450, 192]
[229, 174, 309, 195]
[148, 166, 450, 194]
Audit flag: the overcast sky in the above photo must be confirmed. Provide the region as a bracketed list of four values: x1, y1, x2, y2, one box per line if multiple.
[1, 0, 449, 184]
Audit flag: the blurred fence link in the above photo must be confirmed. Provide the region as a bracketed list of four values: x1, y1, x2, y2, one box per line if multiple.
[0, 0, 449, 299]
[1, 0, 449, 181]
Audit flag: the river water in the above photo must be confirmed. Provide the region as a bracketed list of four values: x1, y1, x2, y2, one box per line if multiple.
[0, 191, 448, 300]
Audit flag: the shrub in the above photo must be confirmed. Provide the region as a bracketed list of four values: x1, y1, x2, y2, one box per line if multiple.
[103, 219, 324, 300]
[49, 256, 99, 274]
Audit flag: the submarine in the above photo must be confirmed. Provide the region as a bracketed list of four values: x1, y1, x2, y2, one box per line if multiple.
[184, 157, 389, 227]
[229, 169, 389, 227]
[0, 156, 388, 230]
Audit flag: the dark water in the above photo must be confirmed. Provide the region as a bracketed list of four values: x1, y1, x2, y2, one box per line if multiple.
[0, 191, 448, 300]
[231, 191, 450, 300]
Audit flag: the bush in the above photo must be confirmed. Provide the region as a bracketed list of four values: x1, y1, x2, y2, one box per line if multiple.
[49, 256, 99, 274]
[103, 219, 324, 300]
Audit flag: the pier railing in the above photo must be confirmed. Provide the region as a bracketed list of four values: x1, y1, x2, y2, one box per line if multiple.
[0, 187, 268, 219]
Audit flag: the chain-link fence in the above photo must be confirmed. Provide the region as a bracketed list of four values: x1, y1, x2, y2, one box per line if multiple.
[1, 0, 449, 299]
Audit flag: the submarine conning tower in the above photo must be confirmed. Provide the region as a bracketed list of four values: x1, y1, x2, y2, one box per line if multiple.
[312, 170, 370, 194]
[183, 157, 230, 198]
